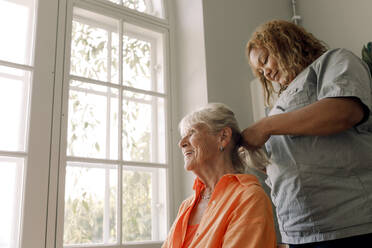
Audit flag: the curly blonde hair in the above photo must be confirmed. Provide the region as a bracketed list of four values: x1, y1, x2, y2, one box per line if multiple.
[246, 20, 328, 106]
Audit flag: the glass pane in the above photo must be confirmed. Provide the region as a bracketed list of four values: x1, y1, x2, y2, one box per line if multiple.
[64, 162, 118, 245]
[102, 0, 164, 19]
[0, 66, 31, 152]
[122, 91, 166, 163]
[71, 8, 119, 84]
[123, 23, 165, 93]
[0, 156, 24, 248]
[67, 81, 118, 159]
[108, 0, 120, 4]
[123, 0, 147, 14]
[0, 0, 36, 65]
[123, 166, 167, 243]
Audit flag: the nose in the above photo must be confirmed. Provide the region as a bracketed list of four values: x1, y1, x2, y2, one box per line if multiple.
[178, 135, 188, 148]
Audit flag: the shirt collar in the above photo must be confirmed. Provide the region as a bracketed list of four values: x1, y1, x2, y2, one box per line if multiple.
[193, 173, 260, 192]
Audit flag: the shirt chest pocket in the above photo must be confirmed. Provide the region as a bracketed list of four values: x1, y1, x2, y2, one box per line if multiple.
[280, 85, 313, 112]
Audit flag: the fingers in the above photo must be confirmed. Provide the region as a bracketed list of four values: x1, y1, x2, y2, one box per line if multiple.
[241, 128, 264, 149]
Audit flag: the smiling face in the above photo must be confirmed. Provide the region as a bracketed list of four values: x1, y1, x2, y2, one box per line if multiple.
[249, 46, 292, 86]
[178, 123, 220, 172]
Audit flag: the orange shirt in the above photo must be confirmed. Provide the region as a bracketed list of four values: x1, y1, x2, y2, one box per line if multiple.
[182, 224, 199, 248]
[162, 174, 276, 248]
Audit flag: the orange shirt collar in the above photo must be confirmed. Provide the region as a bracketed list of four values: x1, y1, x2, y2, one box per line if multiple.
[192, 174, 260, 192]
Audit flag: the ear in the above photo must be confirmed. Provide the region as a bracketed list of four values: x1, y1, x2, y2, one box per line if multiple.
[219, 127, 232, 147]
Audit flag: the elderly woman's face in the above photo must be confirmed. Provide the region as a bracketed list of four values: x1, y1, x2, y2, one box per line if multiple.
[249, 46, 291, 86]
[178, 123, 220, 172]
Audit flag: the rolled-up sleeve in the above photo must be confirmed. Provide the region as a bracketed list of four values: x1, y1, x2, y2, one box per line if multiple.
[316, 49, 372, 120]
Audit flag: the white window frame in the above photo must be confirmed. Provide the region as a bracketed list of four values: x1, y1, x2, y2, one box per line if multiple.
[46, 0, 174, 247]
[0, 0, 175, 247]
[15, 0, 59, 247]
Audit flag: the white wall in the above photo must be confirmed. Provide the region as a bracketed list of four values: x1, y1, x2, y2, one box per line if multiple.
[169, 0, 291, 230]
[297, 0, 372, 56]
[169, 0, 209, 219]
[202, 0, 291, 128]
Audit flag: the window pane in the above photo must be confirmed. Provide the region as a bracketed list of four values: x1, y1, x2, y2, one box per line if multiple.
[123, 166, 167, 243]
[123, 23, 165, 93]
[64, 162, 118, 245]
[107, 0, 120, 4]
[0, 156, 24, 248]
[71, 8, 119, 84]
[67, 81, 118, 159]
[103, 0, 164, 19]
[0, 0, 36, 65]
[0, 66, 31, 152]
[122, 91, 166, 163]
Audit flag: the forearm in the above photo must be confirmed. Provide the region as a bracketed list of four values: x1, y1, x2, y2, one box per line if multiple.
[261, 98, 364, 136]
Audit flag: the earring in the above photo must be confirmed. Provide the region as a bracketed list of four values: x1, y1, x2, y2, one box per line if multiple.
[219, 146, 224, 152]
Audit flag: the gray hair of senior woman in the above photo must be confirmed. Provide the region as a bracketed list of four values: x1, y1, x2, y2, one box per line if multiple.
[179, 103, 269, 173]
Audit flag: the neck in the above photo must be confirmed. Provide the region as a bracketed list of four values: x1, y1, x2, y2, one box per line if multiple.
[195, 157, 236, 192]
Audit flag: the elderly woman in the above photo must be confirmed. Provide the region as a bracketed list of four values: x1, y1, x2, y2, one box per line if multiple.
[162, 103, 276, 248]
[243, 20, 372, 247]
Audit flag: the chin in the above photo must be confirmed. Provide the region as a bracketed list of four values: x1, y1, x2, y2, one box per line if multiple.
[184, 163, 194, 171]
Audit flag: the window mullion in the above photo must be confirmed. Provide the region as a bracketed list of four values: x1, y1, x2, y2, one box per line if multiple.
[21, 73, 31, 151]
[54, 0, 74, 247]
[107, 30, 113, 158]
[117, 19, 124, 245]
[151, 170, 159, 240]
[104, 167, 110, 243]
[0, 59, 34, 71]
[150, 39, 159, 164]
[103, 30, 112, 243]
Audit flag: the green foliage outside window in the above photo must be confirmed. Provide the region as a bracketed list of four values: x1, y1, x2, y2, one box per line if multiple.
[65, 13, 154, 244]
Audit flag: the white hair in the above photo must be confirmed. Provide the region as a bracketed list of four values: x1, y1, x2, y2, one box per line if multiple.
[179, 103, 269, 172]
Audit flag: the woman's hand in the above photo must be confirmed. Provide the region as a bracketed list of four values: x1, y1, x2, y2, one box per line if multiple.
[241, 120, 271, 149]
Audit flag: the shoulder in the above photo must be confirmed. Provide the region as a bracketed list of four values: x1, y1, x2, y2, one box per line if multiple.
[230, 174, 270, 204]
[228, 178, 273, 218]
[315, 48, 363, 67]
[320, 48, 357, 59]
[311, 48, 370, 77]
[177, 195, 194, 213]
[241, 183, 270, 204]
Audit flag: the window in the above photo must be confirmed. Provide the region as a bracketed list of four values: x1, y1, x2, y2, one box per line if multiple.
[0, 0, 36, 247]
[0, 0, 172, 247]
[101, 0, 165, 19]
[58, 1, 170, 247]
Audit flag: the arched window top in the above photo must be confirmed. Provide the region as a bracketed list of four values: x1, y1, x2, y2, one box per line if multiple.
[108, 0, 164, 19]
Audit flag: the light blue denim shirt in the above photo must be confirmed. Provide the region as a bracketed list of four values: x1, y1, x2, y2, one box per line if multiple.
[265, 48, 372, 244]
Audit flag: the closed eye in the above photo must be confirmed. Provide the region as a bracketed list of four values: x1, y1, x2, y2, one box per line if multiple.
[259, 53, 268, 65]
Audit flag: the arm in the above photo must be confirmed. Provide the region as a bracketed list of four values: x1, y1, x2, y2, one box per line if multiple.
[221, 188, 276, 248]
[242, 97, 365, 148]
